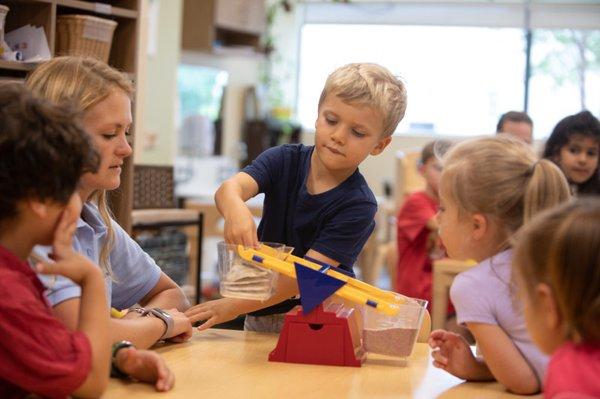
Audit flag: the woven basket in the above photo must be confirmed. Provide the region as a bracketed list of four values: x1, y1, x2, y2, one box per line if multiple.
[0, 5, 8, 44]
[56, 15, 117, 63]
[133, 165, 176, 209]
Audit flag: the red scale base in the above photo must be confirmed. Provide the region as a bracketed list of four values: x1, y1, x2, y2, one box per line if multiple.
[269, 303, 365, 367]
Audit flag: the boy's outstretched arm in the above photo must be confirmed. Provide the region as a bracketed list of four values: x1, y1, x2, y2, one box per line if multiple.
[215, 172, 260, 247]
[185, 250, 341, 329]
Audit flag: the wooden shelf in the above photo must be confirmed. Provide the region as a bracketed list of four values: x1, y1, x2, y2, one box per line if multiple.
[56, 0, 138, 19]
[0, 60, 39, 72]
[182, 0, 266, 54]
[0, 0, 141, 232]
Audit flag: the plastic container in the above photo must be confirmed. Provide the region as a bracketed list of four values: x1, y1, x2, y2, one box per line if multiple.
[56, 15, 117, 63]
[217, 242, 292, 301]
[362, 296, 428, 358]
[0, 5, 8, 45]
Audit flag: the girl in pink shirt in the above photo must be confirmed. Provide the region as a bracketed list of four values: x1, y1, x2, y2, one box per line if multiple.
[513, 198, 600, 399]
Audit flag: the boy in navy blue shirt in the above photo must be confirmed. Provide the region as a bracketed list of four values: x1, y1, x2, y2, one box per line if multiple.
[187, 63, 407, 332]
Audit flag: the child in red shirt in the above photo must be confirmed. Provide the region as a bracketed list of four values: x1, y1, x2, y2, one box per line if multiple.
[513, 198, 600, 398]
[396, 141, 447, 308]
[0, 84, 174, 398]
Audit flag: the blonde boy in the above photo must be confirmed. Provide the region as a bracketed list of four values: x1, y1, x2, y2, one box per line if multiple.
[187, 63, 407, 332]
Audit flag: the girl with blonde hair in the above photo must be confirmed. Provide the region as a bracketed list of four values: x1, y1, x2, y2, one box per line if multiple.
[26, 57, 192, 382]
[428, 136, 571, 394]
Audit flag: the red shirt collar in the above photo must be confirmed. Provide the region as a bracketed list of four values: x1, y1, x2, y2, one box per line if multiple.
[0, 244, 46, 294]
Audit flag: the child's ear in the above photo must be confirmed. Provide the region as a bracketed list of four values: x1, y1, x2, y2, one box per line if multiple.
[28, 200, 48, 219]
[470, 213, 488, 241]
[370, 136, 392, 156]
[535, 283, 561, 331]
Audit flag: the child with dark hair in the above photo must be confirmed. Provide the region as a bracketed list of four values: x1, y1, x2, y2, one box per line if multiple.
[0, 83, 110, 398]
[513, 198, 600, 398]
[543, 110, 600, 195]
[0, 84, 174, 397]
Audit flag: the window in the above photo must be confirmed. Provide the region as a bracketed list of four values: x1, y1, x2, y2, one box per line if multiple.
[297, 24, 525, 137]
[293, 2, 600, 139]
[529, 29, 600, 136]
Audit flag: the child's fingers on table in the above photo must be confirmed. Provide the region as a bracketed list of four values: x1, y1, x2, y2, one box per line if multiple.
[429, 329, 448, 340]
[433, 360, 448, 369]
[186, 309, 213, 323]
[431, 348, 448, 366]
[184, 303, 210, 317]
[158, 368, 175, 391]
[196, 315, 219, 331]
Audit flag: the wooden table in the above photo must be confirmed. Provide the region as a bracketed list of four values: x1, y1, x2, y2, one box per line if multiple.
[105, 329, 537, 399]
[432, 258, 475, 330]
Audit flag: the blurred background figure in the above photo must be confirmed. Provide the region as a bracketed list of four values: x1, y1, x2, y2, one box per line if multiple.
[496, 111, 533, 145]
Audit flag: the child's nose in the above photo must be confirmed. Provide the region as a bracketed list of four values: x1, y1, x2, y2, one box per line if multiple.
[330, 126, 345, 144]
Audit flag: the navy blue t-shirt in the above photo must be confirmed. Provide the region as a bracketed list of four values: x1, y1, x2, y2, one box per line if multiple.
[242, 144, 377, 315]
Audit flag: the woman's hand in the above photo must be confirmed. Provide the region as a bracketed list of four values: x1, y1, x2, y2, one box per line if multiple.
[162, 308, 193, 343]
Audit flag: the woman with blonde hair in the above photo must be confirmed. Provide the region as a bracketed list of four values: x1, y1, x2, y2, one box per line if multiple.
[26, 57, 192, 354]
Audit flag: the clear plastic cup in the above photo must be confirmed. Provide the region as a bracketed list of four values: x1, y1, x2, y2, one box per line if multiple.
[217, 241, 292, 301]
[362, 295, 428, 358]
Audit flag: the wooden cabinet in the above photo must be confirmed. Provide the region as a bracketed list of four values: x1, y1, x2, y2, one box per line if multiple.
[0, 0, 142, 232]
[182, 0, 265, 54]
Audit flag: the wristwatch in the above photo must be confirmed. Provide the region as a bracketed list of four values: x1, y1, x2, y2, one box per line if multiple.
[111, 340, 135, 379]
[149, 307, 174, 340]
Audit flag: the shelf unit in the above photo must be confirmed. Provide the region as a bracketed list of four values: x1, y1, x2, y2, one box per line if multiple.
[0, 0, 142, 232]
[181, 0, 266, 55]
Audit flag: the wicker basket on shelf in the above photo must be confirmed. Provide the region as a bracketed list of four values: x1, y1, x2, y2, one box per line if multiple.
[0, 5, 9, 45]
[56, 15, 117, 63]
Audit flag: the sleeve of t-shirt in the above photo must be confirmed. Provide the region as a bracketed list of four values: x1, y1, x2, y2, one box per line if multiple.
[109, 219, 162, 310]
[0, 280, 91, 397]
[33, 246, 82, 306]
[311, 201, 377, 267]
[450, 270, 498, 326]
[241, 145, 285, 194]
[397, 194, 436, 242]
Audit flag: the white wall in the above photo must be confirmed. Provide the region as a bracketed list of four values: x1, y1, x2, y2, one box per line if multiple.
[138, 0, 183, 165]
[180, 52, 263, 161]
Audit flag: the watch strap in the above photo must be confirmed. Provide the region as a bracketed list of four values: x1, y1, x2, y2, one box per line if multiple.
[111, 340, 135, 379]
[149, 308, 174, 340]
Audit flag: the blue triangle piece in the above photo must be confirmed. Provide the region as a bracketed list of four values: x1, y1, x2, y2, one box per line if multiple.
[294, 262, 346, 315]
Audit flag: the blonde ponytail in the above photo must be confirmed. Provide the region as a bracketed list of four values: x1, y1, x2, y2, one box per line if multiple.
[523, 159, 571, 223]
[441, 136, 571, 239]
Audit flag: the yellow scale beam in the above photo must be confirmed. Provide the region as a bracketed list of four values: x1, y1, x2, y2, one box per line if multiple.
[237, 245, 404, 316]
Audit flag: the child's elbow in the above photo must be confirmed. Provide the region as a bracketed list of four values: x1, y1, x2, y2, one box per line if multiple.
[504, 376, 540, 395]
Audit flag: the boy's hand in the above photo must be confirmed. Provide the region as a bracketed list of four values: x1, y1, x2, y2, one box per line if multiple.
[115, 347, 174, 392]
[428, 329, 481, 380]
[223, 204, 259, 247]
[36, 207, 99, 285]
[162, 308, 193, 343]
[184, 298, 241, 331]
